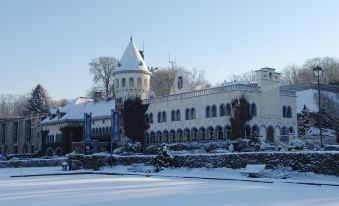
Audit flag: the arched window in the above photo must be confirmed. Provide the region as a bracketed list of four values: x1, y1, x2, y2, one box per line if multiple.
[163, 130, 169, 142]
[176, 109, 181, 121]
[252, 125, 259, 137]
[162, 111, 167, 122]
[170, 130, 176, 142]
[192, 128, 198, 141]
[216, 126, 223, 141]
[287, 106, 292, 118]
[200, 127, 206, 141]
[157, 112, 162, 123]
[251, 103, 257, 117]
[282, 106, 287, 118]
[190, 108, 196, 119]
[205, 106, 210, 118]
[185, 108, 190, 120]
[150, 132, 155, 143]
[122, 78, 126, 87]
[137, 77, 142, 87]
[220, 104, 226, 116]
[156, 131, 162, 143]
[145, 114, 149, 124]
[212, 105, 217, 117]
[184, 128, 191, 141]
[171, 110, 176, 121]
[224, 125, 231, 139]
[129, 77, 134, 88]
[177, 129, 183, 142]
[149, 113, 153, 124]
[208, 127, 214, 141]
[226, 103, 231, 116]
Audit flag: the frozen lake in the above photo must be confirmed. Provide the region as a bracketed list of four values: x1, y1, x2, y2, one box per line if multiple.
[0, 173, 338, 206]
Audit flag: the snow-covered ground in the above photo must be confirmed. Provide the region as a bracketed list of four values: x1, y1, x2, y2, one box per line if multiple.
[0, 166, 339, 206]
[0, 169, 338, 206]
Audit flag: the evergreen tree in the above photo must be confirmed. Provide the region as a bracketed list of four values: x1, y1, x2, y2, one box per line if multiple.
[28, 84, 51, 114]
[121, 97, 149, 144]
[298, 105, 310, 135]
[154, 144, 173, 172]
[229, 94, 253, 139]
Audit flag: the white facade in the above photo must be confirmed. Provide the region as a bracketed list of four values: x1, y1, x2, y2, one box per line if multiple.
[143, 68, 297, 144]
[111, 40, 298, 145]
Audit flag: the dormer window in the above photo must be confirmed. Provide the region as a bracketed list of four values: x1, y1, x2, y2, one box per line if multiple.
[269, 72, 273, 78]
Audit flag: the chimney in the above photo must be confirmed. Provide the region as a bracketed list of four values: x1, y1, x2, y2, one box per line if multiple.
[139, 50, 144, 60]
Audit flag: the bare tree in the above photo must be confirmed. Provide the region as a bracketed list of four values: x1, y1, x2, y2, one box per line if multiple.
[282, 57, 339, 85]
[150, 67, 211, 96]
[227, 70, 256, 82]
[89, 56, 118, 99]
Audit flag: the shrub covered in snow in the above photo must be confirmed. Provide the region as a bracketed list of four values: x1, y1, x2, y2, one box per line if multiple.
[0, 158, 67, 168]
[153, 144, 173, 172]
[289, 139, 305, 149]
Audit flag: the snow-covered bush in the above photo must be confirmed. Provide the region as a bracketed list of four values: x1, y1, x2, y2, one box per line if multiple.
[289, 139, 305, 149]
[153, 144, 173, 172]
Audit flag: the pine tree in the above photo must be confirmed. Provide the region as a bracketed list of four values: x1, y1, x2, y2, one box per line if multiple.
[154, 144, 173, 172]
[298, 105, 310, 135]
[28, 84, 51, 114]
[121, 97, 149, 144]
[229, 94, 253, 139]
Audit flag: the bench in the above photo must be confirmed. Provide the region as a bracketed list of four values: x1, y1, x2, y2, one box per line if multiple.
[240, 164, 266, 178]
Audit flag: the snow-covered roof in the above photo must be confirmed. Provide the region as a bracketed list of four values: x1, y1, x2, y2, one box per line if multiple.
[296, 89, 339, 113]
[114, 39, 150, 74]
[41, 97, 115, 125]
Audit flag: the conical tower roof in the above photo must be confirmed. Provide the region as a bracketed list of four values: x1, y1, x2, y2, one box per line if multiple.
[114, 38, 151, 74]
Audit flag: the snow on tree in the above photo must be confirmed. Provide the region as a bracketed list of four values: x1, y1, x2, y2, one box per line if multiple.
[28, 84, 51, 114]
[154, 144, 173, 172]
[298, 105, 310, 136]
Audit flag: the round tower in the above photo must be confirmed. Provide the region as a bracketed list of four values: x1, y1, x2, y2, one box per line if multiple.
[113, 38, 152, 103]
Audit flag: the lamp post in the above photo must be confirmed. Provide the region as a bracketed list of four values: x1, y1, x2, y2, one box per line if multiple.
[313, 66, 323, 147]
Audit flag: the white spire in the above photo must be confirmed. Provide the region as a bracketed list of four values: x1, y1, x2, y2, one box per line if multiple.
[114, 38, 150, 74]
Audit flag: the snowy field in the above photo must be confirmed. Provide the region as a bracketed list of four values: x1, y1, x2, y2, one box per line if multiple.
[0, 167, 339, 206]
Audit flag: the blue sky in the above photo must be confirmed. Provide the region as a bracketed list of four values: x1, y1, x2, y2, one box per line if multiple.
[1, 0, 339, 100]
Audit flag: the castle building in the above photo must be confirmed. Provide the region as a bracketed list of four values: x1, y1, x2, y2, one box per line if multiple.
[112, 38, 298, 145]
[40, 38, 298, 155]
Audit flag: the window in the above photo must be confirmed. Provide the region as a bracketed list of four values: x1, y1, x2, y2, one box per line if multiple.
[185, 108, 190, 120]
[191, 108, 196, 119]
[171, 110, 176, 121]
[176, 110, 181, 121]
[205, 106, 210, 118]
[212, 105, 217, 117]
[25, 120, 31, 143]
[145, 114, 149, 124]
[129, 77, 134, 88]
[149, 113, 153, 124]
[137, 77, 142, 87]
[122, 78, 126, 87]
[220, 104, 226, 116]
[162, 111, 167, 122]
[287, 106, 292, 118]
[157, 112, 162, 123]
